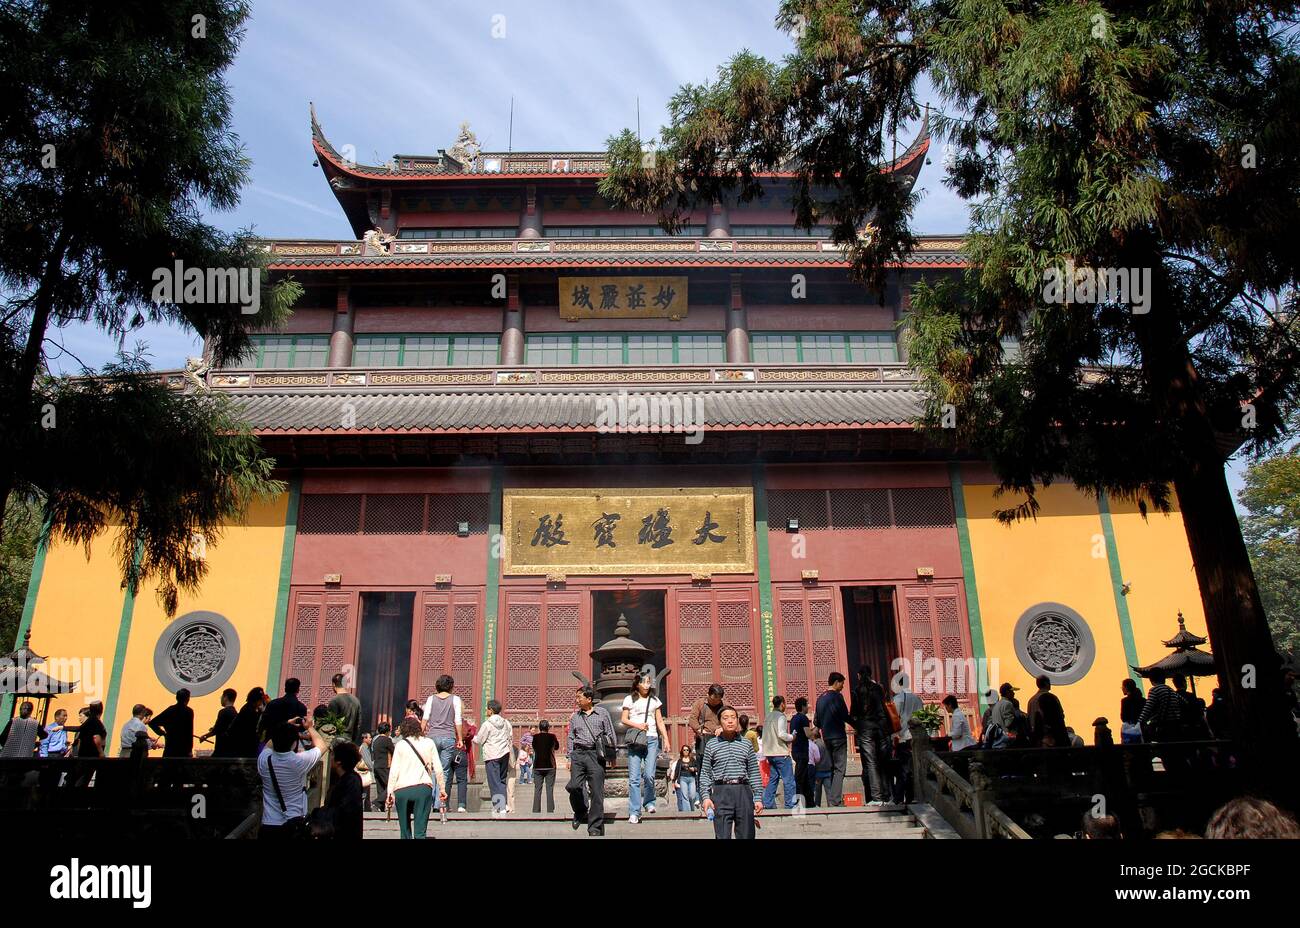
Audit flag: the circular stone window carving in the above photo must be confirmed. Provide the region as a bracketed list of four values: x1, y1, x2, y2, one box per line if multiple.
[153, 611, 240, 696]
[1013, 602, 1095, 685]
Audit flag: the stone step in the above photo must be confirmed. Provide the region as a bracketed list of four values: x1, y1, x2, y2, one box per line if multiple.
[362, 805, 932, 839]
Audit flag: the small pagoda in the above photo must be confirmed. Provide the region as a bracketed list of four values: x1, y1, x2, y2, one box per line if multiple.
[0, 629, 78, 724]
[1132, 612, 1216, 694]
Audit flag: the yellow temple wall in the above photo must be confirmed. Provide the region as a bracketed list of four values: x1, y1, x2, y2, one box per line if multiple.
[962, 477, 1207, 736]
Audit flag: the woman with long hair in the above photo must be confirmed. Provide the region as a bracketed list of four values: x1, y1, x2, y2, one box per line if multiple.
[621, 673, 670, 823]
[668, 744, 699, 811]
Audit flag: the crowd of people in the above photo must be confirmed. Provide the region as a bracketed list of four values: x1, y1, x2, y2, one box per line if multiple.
[2, 659, 1296, 841]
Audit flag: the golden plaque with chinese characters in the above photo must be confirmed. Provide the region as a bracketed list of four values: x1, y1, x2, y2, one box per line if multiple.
[502, 487, 753, 575]
[558, 276, 688, 320]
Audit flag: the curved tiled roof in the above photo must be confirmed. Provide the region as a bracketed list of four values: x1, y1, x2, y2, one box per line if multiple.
[229, 385, 926, 434]
[310, 103, 931, 184]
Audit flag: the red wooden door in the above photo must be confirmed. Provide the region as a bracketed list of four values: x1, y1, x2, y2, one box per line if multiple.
[497, 587, 589, 722]
[410, 588, 485, 717]
[283, 589, 360, 706]
[668, 586, 760, 717]
[774, 584, 843, 708]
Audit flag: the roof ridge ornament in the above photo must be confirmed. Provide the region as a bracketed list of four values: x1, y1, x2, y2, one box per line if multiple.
[447, 120, 482, 171]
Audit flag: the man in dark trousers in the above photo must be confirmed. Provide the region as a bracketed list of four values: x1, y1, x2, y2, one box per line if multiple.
[370, 722, 394, 808]
[850, 666, 891, 804]
[328, 673, 362, 744]
[566, 686, 616, 836]
[150, 689, 195, 757]
[259, 678, 308, 746]
[1027, 675, 1069, 747]
[814, 673, 853, 805]
[700, 706, 763, 839]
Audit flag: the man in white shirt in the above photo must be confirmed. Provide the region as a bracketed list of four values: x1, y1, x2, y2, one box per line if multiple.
[258, 715, 328, 838]
[891, 675, 925, 804]
[943, 694, 975, 750]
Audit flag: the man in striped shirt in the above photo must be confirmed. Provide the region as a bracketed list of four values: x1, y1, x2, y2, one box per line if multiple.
[700, 706, 763, 839]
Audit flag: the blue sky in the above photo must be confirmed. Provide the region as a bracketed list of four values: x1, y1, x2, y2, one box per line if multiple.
[42, 0, 1250, 503]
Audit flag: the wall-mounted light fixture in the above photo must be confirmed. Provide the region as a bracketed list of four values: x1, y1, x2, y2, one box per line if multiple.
[786, 518, 800, 533]
[457, 521, 470, 537]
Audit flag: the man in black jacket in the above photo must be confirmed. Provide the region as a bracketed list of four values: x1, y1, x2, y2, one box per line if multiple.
[813, 673, 853, 806]
[850, 666, 891, 804]
[150, 689, 195, 758]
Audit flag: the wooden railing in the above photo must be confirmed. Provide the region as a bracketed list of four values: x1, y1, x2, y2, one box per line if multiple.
[0, 756, 265, 839]
[911, 723, 1243, 839]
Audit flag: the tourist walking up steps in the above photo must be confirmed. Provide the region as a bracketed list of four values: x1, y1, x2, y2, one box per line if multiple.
[566, 686, 616, 836]
[850, 667, 892, 806]
[422, 675, 463, 810]
[386, 716, 447, 840]
[761, 695, 796, 810]
[371, 722, 394, 808]
[621, 671, 670, 824]
[814, 673, 853, 806]
[473, 699, 513, 815]
[789, 697, 813, 807]
[530, 719, 560, 813]
[700, 706, 763, 839]
[328, 673, 362, 744]
[890, 673, 924, 804]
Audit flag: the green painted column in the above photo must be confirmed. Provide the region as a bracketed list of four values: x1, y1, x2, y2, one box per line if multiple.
[481, 465, 503, 713]
[1, 524, 50, 721]
[948, 464, 991, 710]
[1098, 491, 1144, 691]
[265, 475, 302, 693]
[752, 464, 777, 710]
[101, 541, 144, 752]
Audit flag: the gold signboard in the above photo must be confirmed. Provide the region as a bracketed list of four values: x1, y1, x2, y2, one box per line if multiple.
[503, 487, 753, 575]
[559, 276, 688, 320]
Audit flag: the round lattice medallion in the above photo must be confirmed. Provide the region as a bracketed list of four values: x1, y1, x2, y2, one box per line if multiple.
[153, 611, 240, 696]
[1012, 602, 1095, 685]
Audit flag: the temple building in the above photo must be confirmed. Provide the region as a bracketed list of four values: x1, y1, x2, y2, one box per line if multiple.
[12, 109, 1211, 749]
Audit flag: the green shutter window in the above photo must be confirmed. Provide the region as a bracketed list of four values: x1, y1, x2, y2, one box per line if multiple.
[801, 333, 848, 363]
[677, 334, 725, 363]
[450, 335, 499, 366]
[575, 334, 623, 365]
[627, 334, 674, 364]
[847, 332, 898, 362]
[352, 335, 402, 367]
[403, 335, 451, 366]
[751, 334, 799, 363]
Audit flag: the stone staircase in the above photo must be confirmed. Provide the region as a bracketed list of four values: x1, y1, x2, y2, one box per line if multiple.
[363, 801, 951, 839]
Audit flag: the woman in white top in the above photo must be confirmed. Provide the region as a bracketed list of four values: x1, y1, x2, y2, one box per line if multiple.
[386, 716, 447, 839]
[943, 695, 975, 751]
[472, 699, 513, 816]
[620, 672, 671, 824]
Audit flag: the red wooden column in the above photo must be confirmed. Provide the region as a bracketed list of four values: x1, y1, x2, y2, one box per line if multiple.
[327, 281, 354, 368]
[726, 272, 750, 363]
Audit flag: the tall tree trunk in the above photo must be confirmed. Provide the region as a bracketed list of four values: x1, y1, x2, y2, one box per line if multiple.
[0, 230, 67, 544]
[1133, 247, 1299, 804]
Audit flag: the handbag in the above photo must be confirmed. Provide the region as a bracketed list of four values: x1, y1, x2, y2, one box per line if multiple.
[623, 693, 654, 752]
[577, 711, 609, 764]
[265, 753, 311, 839]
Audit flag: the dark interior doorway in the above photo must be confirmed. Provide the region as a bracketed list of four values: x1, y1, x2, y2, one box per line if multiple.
[842, 586, 901, 686]
[357, 591, 414, 734]
[591, 589, 668, 712]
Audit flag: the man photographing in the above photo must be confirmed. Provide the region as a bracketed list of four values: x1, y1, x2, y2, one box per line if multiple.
[699, 706, 763, 839]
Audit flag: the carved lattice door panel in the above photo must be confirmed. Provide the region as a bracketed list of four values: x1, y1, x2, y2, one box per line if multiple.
[669, 587, 759, 715]
[497, 588, 588, 720]
[411, 589, 484, 716]
[774, 585, 842, 707]
[283, 589, 359, 705]
[898, 581, 976, 710]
